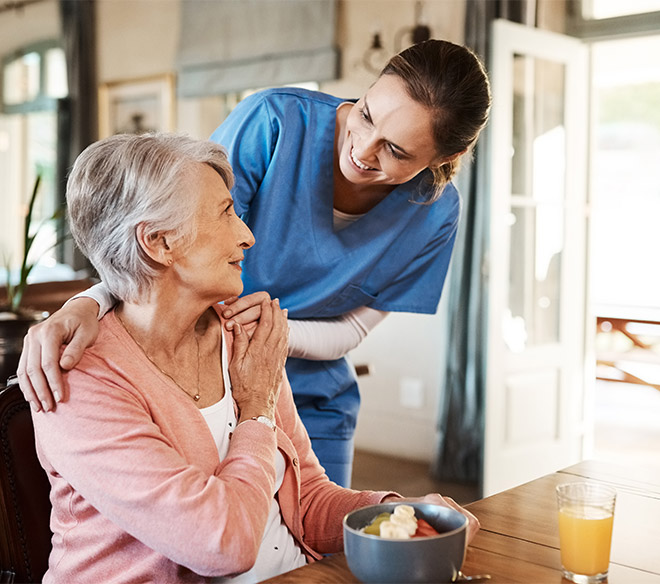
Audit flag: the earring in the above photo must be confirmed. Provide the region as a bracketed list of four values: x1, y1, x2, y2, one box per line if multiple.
[167, 258, 173, 266]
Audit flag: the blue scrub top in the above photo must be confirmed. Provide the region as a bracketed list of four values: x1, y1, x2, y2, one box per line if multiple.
[210, 88, 460, 440]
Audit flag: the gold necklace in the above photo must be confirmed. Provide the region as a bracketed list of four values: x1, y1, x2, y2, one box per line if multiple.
[116, 312, 202, 402]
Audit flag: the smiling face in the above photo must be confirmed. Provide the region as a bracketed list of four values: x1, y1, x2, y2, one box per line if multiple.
[173, 163, 254, 302]
[338, 74, 441, 188]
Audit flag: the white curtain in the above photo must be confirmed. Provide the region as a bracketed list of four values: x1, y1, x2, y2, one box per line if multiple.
[177, 0, 338, 97]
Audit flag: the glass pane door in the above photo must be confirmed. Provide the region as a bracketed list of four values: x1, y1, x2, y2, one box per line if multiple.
[507, 55, 566, 350]
[485, 20, 588, 496]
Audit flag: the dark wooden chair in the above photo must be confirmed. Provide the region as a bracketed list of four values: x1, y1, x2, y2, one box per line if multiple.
[0, 383, 52, 583]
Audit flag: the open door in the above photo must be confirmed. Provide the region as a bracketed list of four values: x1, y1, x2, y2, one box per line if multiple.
[483, 20, 589, 495]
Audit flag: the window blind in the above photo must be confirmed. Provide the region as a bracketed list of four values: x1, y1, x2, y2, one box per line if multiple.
[177, 0, 338, 97]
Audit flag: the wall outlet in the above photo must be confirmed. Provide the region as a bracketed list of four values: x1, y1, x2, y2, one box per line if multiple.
[399, 377, 424, 409]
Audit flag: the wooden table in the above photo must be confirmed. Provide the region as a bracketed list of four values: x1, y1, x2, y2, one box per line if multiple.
[261, 460, 660, 583]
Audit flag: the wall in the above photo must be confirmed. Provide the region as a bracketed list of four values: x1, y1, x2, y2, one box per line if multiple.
[350, 292, 453, 461]
[96, 0, 180, 83]
[0, 0, 59, 54]
[325, 0, 466, 97]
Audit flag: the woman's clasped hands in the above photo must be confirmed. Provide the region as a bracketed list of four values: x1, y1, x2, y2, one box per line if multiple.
[226, 296, 288, 424]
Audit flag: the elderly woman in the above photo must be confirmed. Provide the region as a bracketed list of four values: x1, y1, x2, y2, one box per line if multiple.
[31, 133, 478, 583]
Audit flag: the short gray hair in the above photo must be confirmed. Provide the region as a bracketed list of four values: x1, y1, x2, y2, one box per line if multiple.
[66, 132, 234, 303]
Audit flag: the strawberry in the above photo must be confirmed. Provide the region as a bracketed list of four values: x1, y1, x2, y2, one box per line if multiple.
[413, 518, 440, 538]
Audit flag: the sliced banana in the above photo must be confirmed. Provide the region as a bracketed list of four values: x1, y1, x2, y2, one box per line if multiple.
[389, 512, 417, 536]
[379, 520, 411, 539]
[368, 505, 418, 539]
[393, 504, 416, 518]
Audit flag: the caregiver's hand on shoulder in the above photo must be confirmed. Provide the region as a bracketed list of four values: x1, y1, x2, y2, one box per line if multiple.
[222, 291, 274, 338]
[228, 298, 288, 423]
[382, 493, 481, 544]
[17, 297, 100, 412]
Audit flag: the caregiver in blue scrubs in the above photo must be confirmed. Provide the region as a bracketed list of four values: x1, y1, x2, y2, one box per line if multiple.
[18, 40, 491, 487]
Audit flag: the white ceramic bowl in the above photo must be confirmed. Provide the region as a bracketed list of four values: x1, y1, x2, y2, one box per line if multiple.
[343, 502, 467, 583]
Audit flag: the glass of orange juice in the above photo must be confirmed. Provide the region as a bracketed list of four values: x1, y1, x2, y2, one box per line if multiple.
[556, 482, 617, 583]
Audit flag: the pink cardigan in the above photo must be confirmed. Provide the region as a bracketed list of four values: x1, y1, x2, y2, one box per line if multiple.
[32, 308, 396, 583]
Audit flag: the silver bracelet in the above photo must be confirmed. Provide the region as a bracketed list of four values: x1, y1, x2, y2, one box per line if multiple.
[241, 415, 276, 431]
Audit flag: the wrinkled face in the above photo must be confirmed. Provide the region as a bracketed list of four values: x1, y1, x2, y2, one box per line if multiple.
[174, 163, 254, 302]
[338, 74, 441, 187]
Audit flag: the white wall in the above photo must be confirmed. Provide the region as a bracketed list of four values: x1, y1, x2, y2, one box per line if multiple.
[324, 0, 466, 98]
[96, 0, 180, 83]
[350, 291, 453, 462]
[0, 0, 59, 54]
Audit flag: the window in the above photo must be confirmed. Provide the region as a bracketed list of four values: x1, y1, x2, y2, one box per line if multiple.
[573, 0, 660, 467]
[582, 0, 660, 19]
[2, 41, 67, 112]
[0, 41, 69, 284]
[589, 35, 660, 309]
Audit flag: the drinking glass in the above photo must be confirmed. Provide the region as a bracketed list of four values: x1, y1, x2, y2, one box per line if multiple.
[556, 482, 617, 584]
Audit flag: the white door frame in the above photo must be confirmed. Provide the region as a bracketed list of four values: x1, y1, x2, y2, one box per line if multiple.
[484, 19, 589, 495]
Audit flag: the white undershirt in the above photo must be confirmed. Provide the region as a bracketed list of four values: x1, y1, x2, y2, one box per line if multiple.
[332, 207, 364, 231]
[287, 305, 388, 361]
[201, 334, 306, 583]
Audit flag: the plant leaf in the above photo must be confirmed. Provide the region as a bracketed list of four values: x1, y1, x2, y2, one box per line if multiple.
[21, 175, 42, 278]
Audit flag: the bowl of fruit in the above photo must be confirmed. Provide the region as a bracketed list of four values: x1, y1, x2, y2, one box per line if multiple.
[343, 502, 467, 583]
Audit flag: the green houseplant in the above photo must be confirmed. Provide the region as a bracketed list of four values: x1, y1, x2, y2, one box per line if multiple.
[0, 175, 65, 384]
